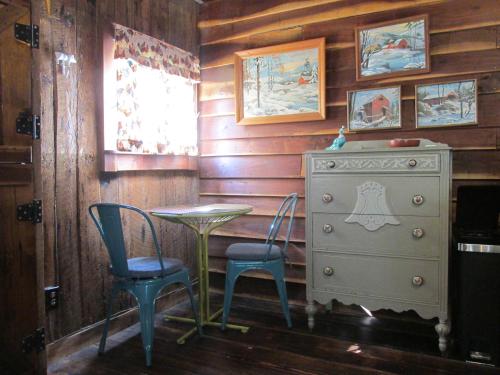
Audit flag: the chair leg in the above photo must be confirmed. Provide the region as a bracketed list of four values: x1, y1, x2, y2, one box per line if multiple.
[271, 262, 292, 328]
[221, 263, 237, 330]
[136, 292, 156, 367]
[182, 273, 203, 335]
[99, 285, 118, 355]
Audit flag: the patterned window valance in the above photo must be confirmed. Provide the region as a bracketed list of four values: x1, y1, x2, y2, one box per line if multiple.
[100, 22, 199, 171]
[113, 23, 200, 82]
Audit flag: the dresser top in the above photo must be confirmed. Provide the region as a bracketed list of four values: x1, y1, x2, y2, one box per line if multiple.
[306, 139, 450, 154]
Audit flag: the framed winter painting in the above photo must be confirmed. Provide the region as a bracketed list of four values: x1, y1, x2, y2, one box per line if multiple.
[415, 79, 478, 128]
[347, 86, 401, 132]
[234, 38, 325, 125]
[355, 15, 430, 81]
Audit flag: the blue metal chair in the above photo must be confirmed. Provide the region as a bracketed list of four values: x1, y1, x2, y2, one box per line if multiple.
[89, 203, 202, 367]
[221, 193, 299, 329]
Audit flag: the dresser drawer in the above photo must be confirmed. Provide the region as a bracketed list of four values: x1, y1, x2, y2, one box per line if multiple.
[312, 213, 441, 257]
[310, 176, 440, 217]
[312, 153, 440, 174]
[312, 252, 439, 305]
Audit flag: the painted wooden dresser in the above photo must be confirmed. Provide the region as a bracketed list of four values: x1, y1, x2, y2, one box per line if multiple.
[305, 139, 452, 352]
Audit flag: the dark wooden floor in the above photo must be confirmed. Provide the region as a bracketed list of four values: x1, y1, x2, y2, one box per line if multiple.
[48, 294, 499, 374]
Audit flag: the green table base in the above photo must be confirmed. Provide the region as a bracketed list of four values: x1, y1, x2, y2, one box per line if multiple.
[151, 204, 253, 344]
[165, 308, 249, 344]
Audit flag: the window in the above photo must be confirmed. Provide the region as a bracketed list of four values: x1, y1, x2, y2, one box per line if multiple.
[100, 23, 199, 172]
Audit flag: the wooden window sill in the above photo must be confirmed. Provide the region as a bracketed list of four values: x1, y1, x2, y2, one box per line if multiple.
[103, 151, 198, 172]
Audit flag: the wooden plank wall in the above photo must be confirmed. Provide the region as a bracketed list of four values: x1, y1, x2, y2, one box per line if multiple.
[40, 0, 199, 342]
[198, 0, 500, 293]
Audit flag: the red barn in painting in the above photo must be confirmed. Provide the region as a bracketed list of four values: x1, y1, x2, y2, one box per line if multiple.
[383, 38, 409, 49]
[363, 94, 392, 121]
[422, 90, 459, 106]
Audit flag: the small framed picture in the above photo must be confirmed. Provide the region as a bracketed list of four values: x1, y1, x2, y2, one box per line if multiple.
[415, 79, 478, 128]
[234, 38, 325, 125]
[347, 86, 401, 132]
[355, 15, 430, 81]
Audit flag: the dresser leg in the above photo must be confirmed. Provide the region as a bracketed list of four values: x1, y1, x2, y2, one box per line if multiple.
[305, 301, 317, 331]
[435, 318, 450, 353]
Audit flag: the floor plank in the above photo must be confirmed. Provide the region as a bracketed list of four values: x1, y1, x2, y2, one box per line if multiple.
[48, 294, 499, 375]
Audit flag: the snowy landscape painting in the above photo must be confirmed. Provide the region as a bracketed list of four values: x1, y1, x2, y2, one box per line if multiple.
[356, 15, 429, 80]
[347, 86, 401, 132]
[234, 38, 325, 125]
[416, 80, 477, 128]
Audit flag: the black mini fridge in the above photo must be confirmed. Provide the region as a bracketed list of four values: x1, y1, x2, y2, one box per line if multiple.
[453, 185, 500, 366]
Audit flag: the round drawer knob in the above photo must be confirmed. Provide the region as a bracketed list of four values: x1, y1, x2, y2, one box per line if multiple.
[323, 267, 334, 276]
[327, 160, 336, 169]
[412, 228, 425, 239]
[412, 194, 424, 205]
[323, 224, 334, 233]
[408, 159, 418, 168]
[322, 193, 333, 203]
[412, 276, 424, 287]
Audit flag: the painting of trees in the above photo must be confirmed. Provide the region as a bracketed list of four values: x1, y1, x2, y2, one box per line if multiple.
[359, 30, 380, 69]
[405, 20, 425, 50]
[234, 37, 325, 125]
[356, 15, 429, 80]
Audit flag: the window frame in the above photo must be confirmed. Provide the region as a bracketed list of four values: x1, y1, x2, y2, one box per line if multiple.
[98, 21, 198, 172]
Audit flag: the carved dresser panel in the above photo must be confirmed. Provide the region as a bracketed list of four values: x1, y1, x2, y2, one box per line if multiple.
[305, 139, 452, 352]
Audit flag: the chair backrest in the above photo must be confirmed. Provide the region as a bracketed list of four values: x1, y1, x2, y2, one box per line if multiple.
[264, 193, 299, 261]
[88, 203, 164, 278]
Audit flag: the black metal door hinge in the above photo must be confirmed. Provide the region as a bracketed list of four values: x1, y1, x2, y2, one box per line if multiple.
[45, 286, 60, 310]
[14, 23, 39, 48]
[21, 328, 45, 354]
[16, 111, 41, 139]
[17, 200, 42, 224]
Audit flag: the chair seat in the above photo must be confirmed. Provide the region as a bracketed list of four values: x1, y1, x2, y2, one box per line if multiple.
[225, 243, 282, 261]
[126, 257, 183, 278]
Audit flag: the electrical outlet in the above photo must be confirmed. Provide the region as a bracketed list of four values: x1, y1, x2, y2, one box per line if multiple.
[45, 285, 60, 309]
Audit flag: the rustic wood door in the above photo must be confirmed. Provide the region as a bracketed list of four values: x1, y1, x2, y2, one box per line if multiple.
[0, 1, 46, 374]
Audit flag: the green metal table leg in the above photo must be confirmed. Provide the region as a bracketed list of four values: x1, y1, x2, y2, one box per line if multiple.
[164, 315, 196, 324]
[163, 218, 250, 344]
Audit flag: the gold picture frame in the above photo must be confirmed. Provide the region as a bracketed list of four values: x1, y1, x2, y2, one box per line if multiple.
[234, 38, 325, 125]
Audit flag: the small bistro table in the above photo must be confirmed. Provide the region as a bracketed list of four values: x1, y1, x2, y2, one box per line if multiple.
[150, 203, 253, 344]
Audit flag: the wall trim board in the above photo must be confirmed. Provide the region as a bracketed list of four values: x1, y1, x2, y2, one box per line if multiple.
[201, 77, 500, 104]
[200, 0, 500, 47]
[212, 229, 306, 243]
[198, 0, 344, 29]
[200, 88, 500, 106]
[199, 88, 499, 114]
[200, 67, 500, 102]
[46, 282, 196, 365]
[209, 275, 307, 306]
[201, 25, 500, 70]
[199, 192, 306, 198]
[199, 111, 236, 118]
[200, 137, 498, 158]
[208, 208, 306, 218]
[200, 0, 448, 46]
[198, 149, 498, 158]
[200, 66, 500, 107]
[200, 178, 306, 196]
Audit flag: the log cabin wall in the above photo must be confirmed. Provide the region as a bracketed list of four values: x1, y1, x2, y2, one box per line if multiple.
[198, 1, 500, 299]
[40, 0, 199, 342]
